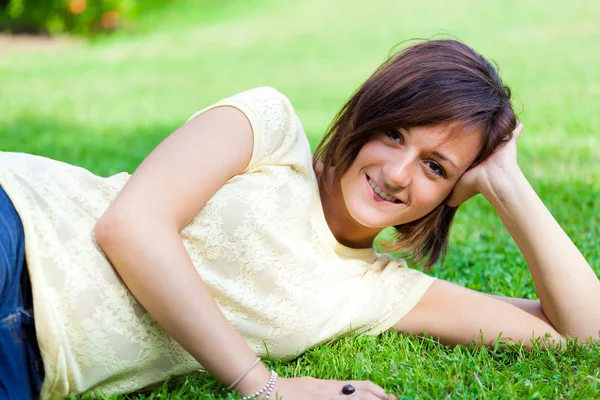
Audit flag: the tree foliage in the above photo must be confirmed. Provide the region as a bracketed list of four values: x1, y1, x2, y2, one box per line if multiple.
[0, 0, 163, 35]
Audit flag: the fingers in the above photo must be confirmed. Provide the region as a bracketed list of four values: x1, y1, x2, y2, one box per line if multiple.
[446, 186, 477, 208]
[446, 172, 479, 207]
[339, 393, 389, 400]
[341, 380, 398, 400]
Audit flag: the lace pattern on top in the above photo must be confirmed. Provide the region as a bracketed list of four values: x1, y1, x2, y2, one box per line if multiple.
[0, 87, 434, 399]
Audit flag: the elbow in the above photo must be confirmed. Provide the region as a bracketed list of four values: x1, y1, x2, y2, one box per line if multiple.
[94, 209, 176, 253]
[94, 211, 145, 274]
[94, 213, 119, 252]
[94, 210, 132, 252]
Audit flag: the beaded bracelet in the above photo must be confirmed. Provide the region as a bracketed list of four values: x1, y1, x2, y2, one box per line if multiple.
[241, 370, 278, 400]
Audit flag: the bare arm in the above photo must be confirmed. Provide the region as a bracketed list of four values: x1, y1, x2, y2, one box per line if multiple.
[480, 164, 600, 339]
[395, 124, 599, 345]
[95, 106, 271, 394]
[95, 105, 394, 399]
[448, 123, 600, 339]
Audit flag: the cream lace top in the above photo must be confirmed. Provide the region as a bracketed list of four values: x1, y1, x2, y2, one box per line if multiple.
[0, 87, 435, 399]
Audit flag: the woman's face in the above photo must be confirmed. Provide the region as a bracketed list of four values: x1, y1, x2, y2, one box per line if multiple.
[340, 124, 482, 230]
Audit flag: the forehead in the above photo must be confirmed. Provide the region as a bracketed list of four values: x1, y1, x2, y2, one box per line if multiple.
[404, 124, 482, 170]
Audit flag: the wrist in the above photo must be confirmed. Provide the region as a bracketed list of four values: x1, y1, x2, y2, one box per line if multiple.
[236, 363, 272, 397]
[477, 163, 524, 201]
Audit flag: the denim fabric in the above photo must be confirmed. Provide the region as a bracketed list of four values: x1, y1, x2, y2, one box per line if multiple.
[0, 185, 44, 400]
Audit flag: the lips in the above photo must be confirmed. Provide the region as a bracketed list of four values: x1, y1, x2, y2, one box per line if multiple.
[366, 175, 403, 204]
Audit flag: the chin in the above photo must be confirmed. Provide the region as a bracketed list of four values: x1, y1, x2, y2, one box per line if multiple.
[346, 203, 407, 229]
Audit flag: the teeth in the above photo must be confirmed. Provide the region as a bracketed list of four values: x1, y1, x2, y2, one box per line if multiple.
[368, 177, 400, 203]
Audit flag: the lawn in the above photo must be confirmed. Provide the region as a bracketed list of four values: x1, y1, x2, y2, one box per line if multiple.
[1, 0, 599, 398]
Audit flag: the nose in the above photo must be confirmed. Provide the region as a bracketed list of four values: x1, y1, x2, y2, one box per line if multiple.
[382, 156, 412, 191]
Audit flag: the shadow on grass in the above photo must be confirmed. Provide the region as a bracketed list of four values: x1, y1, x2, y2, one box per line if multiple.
[1, 115, 180, 176]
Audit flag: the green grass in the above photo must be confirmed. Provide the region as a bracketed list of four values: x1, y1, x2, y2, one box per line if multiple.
[2, 0, 600, 398]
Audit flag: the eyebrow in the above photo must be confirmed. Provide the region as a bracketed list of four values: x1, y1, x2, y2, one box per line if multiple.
[400, 128, 460, 173]
[430, 151, 459, 172]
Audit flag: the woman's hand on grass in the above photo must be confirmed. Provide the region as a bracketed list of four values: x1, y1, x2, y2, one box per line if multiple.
[267, 376, 397, 399]
[447, 122, 523, 207]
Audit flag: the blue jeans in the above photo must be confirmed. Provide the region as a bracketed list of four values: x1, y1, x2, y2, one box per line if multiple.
[0, 185, 44, 399]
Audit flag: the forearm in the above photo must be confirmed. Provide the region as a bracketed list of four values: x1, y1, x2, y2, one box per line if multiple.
[94, 217, 269, 394]
[480, 165, 600, 338]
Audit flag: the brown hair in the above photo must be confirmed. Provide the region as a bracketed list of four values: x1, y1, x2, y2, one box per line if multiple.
[313, 39, 517, 268]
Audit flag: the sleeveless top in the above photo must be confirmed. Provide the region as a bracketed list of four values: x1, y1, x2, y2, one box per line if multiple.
[0, 87, 435, 399]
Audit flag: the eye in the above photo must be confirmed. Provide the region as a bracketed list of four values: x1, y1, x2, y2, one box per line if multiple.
[385, 129, 404, 144]
[425, 160, 446, 177]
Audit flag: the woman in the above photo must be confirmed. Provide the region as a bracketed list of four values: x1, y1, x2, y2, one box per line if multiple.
[0, 39, 598, 400]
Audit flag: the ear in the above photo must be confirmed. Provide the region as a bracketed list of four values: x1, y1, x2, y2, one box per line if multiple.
[513, 122, 524, 139]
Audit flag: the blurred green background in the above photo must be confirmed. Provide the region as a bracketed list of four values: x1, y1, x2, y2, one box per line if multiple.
[1, 0, 600, 398]
[1, 0, 598, 276]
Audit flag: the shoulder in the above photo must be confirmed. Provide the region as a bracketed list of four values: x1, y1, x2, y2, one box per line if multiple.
[186, 87, 306, 172]
[224, 86, 297, 125]
[226, 87, 304, 160]
[196, 87, 307, 172]
[188, 86, 298, 134]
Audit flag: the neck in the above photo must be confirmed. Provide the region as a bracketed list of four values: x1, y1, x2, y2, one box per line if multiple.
[316, 162, 379, 249]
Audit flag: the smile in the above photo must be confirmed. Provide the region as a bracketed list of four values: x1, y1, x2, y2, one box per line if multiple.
[366, 175, 403, 204]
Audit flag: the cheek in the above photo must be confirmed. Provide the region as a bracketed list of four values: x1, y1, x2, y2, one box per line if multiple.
[342, 144, 381, 184]
[411, 180, 454, 212]
[354, 141, 388, 167]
